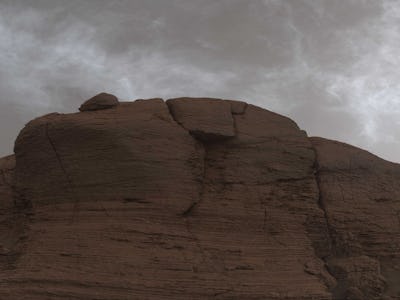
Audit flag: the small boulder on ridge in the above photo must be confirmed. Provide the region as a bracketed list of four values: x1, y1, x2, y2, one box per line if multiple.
[79, 92, 119, 112]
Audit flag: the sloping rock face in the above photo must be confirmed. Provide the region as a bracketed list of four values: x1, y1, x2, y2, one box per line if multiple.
[0, 96, 399, 299]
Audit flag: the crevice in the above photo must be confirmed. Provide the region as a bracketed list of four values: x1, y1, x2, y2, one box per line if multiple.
[182, 201, 197, 217]
[231, 103, 247, 136]
[45, 123, 80, 223]
[169, 101, 246, 216]
[165, 100, 241, 291]
[181, 142, 208, 217]
[165, 101, 209, 216]
[166, 100, 230, 276]
[313, 159, 335, 257]
[45, 123, 74, 190]
[165, 101, 185, 128]
[310, 144, 340, 298]
[123, 197, 150, 204]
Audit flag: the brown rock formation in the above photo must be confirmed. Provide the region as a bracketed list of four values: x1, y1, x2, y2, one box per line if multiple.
[0, 96, 399, 299]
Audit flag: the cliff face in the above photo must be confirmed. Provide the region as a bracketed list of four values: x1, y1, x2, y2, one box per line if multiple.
[0, 95, 399, 299]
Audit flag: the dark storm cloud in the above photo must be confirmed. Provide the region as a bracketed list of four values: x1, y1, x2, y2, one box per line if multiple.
[0, 0, 399, 162]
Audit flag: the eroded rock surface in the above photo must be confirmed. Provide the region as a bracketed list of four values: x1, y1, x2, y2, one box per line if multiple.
[0, 97, 398, 299]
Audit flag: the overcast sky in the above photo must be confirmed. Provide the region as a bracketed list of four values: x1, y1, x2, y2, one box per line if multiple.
[0, 0, 399, 162]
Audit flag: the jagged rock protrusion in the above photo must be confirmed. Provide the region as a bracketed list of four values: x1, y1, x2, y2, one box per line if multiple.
[166, 98, 236, 142]
[79, 92, 119, 112]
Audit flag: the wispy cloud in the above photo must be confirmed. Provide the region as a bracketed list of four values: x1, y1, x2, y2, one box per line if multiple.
[0, 0, 399, 162]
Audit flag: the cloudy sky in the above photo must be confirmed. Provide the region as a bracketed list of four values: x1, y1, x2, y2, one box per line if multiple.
[0, 0, 399, 162]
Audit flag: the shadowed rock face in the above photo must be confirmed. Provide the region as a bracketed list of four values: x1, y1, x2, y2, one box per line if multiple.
[0, 96, 399, 299]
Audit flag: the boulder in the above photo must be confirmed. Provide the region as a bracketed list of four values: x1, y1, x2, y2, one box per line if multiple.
[79, 92, 119, 111]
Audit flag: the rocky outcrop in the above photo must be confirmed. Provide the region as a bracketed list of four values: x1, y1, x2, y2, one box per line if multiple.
[311, 137, 400, 300]
[0, 95, 399, 299]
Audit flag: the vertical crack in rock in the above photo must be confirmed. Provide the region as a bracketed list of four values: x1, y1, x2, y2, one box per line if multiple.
[166, 100, 238, 216]
[45, 123, 73, 190]
[165, 102, 208, 216]
[182, 145, 207, 217]
[310, 145, 339, 297]
[45, 123, 80, 222]
[166, 100, 238, 278]
[45, 123, 110, 220]
[313, 164, 335, 256]
[181, 202, 197, 217]
[165, 101, 211, 272]
[231, 102, 247, 135]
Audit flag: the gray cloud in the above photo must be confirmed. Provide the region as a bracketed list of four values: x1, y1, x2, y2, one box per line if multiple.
[0, 0, 399, 162]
